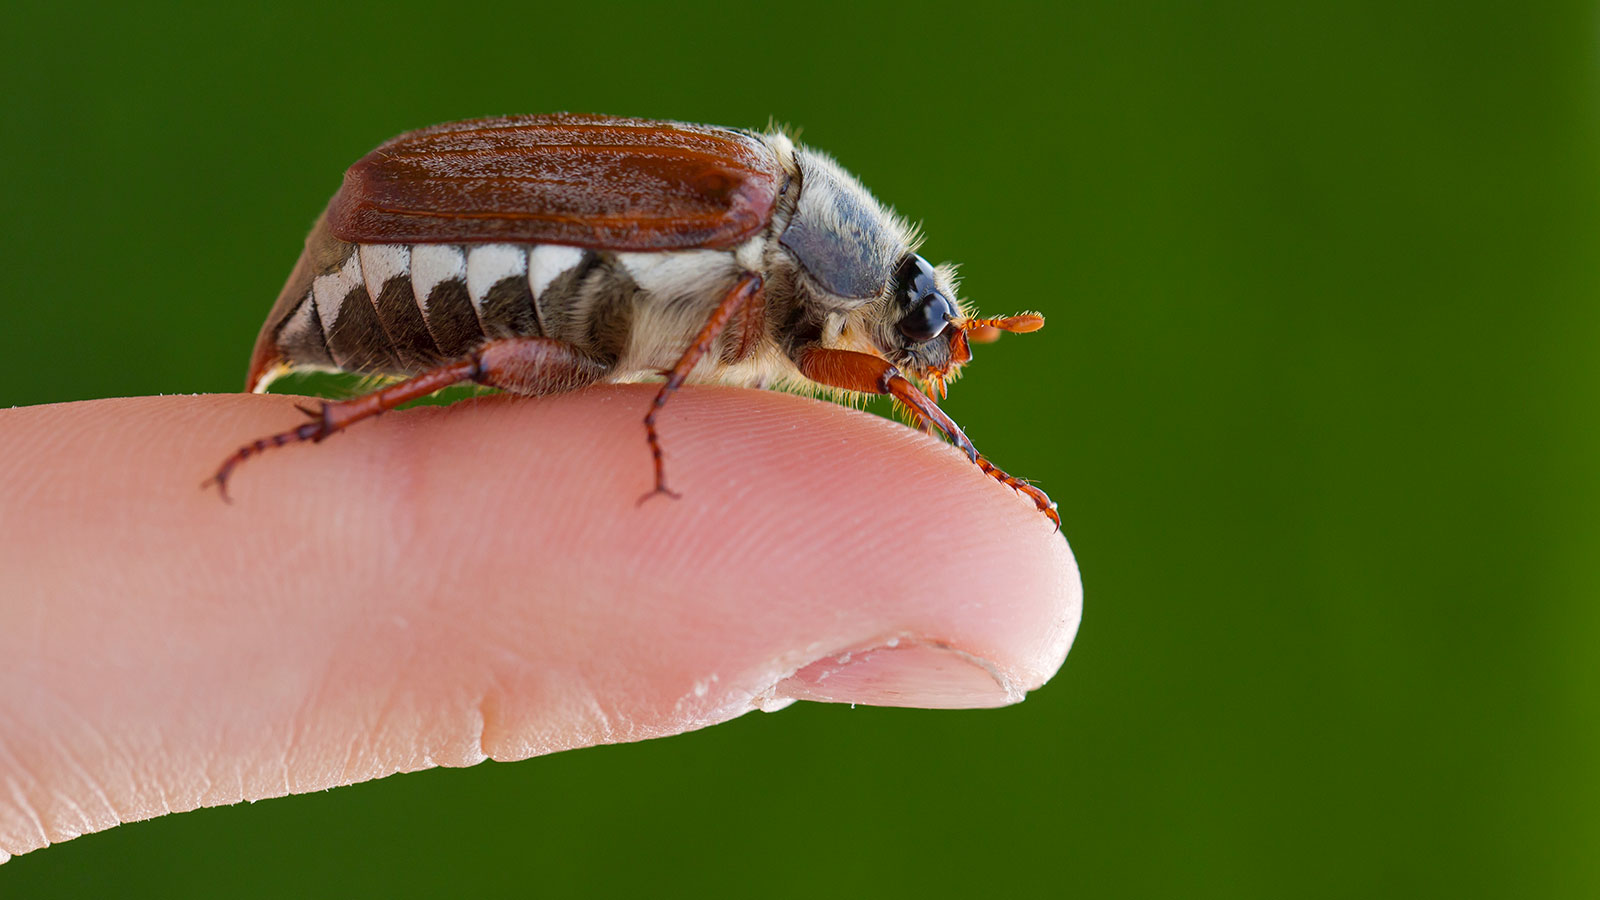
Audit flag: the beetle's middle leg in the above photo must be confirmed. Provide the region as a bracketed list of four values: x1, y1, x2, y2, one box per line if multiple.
[207, 337, 608, 500]
[641, 271, 764, 503]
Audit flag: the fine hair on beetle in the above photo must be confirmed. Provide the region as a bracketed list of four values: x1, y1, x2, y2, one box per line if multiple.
[208, 114, 1055, 526]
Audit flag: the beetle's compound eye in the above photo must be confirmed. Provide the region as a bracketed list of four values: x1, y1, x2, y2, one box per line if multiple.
[899, 293, 955, 343]
[894, 254, 954, 343]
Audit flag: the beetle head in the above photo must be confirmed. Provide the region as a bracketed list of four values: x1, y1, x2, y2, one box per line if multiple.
[873, 253, 1043, 398]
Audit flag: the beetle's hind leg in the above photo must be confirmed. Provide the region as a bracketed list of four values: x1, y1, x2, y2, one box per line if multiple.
[206, 337, 609, 501]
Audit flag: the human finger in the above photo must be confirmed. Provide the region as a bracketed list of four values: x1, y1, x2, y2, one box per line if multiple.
[0, 387, 1080, 859]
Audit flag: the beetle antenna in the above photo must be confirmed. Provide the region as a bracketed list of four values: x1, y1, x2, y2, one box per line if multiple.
[958, 312, 1045, 344]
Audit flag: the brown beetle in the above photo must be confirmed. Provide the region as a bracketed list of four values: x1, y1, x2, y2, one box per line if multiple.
[210, 114, 1056, 525]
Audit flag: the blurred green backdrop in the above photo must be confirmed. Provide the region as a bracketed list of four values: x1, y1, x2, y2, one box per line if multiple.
[4, 0, 1596, 896]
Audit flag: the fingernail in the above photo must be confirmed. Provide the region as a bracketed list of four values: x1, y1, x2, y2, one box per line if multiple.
[772, 641, 1020, 709]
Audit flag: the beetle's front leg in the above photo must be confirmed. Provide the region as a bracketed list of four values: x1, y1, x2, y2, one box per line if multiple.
[797, 347, 977, 459]
[797, 346, 1059, 528]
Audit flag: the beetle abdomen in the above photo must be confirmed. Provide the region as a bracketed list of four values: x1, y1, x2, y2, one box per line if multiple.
[249, 217, 622, 391]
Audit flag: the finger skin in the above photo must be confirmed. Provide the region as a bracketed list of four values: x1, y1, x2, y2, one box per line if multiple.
[0, 387, 1081, 860]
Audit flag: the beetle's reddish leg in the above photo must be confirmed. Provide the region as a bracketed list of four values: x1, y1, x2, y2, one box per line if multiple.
[798, 348, 977, 461]
[885, 395, 1056, 525]
[723, 278, 769, 364]
[895, 403, 1059, 531]
[642, 272, 763, 503]
[797, 347, 1059, 527]
[905, 377, 940, 436]
[207, 337, 606, 501]
[974, 457, 1060, 530]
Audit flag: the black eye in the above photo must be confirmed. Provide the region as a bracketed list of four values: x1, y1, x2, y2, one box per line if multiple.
[893, 254, 954, 343]
[899, 294, 954, 342]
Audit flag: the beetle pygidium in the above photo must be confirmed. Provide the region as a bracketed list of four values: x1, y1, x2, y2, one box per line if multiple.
[209, 114, 1057, 525]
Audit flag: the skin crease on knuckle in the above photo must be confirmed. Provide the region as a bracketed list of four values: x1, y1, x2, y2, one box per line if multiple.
[0, 389, 1079, 861]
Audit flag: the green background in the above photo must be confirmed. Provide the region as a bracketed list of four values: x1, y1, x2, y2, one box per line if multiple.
[4, 0, 1596, 895]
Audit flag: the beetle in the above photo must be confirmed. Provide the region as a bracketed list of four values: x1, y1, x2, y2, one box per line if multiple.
[208, 113, 1057, 525]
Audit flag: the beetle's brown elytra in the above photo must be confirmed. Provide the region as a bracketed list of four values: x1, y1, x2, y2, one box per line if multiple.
[213, 113, 1057, 525]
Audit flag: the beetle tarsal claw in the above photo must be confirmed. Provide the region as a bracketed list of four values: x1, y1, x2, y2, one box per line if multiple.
[636, 485, 683, 506]
[200, 473, 234, 504]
